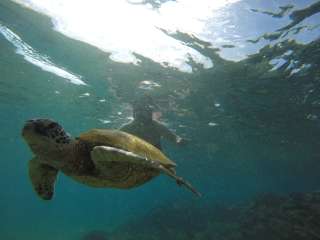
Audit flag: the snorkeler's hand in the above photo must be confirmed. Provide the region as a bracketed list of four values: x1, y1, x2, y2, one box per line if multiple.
[176, 137, 190, 146]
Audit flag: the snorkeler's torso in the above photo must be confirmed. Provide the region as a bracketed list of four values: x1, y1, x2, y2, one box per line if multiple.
[120, 120, 162, 150]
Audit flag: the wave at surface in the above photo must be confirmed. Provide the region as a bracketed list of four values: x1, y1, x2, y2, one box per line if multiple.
[10, 0, 219, 72]
[0, 23, 86, 85]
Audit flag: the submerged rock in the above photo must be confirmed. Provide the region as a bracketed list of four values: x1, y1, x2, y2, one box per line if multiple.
[110, 191, 320, 240]
[81, 230, 109, 240]
[240, 192, 320, 240]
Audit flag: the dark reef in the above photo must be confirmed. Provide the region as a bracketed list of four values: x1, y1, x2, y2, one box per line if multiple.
[81, 230, 109, 240]
[107, 191, 320, 240]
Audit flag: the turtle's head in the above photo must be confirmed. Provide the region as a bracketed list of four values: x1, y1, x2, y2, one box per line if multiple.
[22, 119, 72, 156]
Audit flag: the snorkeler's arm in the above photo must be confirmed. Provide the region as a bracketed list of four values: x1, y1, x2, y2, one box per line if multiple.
[119, 121, 134, 132]
[155, 121, 184, 145]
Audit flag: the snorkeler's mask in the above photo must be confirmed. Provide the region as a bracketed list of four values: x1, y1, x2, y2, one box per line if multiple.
[132, 96, 160, 121]
[132, 95, 159, 113]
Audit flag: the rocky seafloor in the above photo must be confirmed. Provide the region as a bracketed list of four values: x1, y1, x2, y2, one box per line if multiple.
[81, 191, 320, 240]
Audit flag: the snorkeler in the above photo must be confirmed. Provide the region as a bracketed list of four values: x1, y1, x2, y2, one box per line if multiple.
[120, 96, 187, 150]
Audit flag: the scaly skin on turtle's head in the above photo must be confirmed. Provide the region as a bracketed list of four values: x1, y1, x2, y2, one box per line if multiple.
[22, 119, 72, 161]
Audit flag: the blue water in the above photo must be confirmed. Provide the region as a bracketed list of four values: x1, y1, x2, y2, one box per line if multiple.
[1, 0, 320, 239]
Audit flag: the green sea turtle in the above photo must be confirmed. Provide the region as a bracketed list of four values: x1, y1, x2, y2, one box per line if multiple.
[22, 118, 201, 200]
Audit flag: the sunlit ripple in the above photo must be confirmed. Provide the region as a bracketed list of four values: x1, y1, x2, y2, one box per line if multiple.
[0, 23, 86, 85]
[9, 0, 244, 72]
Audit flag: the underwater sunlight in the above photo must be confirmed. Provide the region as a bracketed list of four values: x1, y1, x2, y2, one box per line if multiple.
[1, 0, 320, 239]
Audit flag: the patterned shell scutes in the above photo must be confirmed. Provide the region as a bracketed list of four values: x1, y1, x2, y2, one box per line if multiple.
[78, 129, 176, 167]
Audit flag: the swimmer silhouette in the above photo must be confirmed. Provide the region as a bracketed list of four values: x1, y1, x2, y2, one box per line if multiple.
[120, 95, 187, 150]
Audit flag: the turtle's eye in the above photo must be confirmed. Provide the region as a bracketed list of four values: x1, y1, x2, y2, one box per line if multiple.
[47, 122, 58, 129]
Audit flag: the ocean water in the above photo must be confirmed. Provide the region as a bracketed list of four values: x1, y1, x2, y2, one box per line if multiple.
[1, 0, 320, 239]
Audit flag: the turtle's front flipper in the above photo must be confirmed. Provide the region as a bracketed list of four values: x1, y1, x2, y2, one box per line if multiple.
[29, 157, 58, 200]
[91, 146, 201, 197]
[91, 146, 152, 167]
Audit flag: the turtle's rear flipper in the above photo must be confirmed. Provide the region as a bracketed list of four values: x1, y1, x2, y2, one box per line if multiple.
[157, 165, 202, 197]
[91, 146, 201, 197]
[29, 157, 58, 200]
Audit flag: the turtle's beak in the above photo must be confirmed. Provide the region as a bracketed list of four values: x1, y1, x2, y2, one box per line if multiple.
[22, 119, 42, 137]
[22, 120, 35, 134]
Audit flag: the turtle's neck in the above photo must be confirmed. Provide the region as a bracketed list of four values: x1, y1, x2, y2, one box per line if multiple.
[38, 139, 77, 170]
[60, 139, 95, 175]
